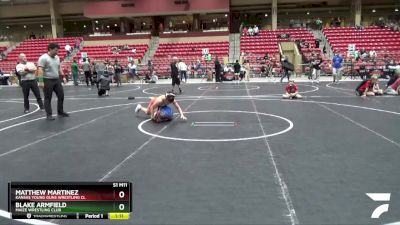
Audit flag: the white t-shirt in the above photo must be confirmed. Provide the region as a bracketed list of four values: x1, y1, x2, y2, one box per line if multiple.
[128, 63, 137, 72]
[248, 28, 254, 35]
[254, 26, 259, 34]
[65, 44, 71, 52]
[178, 62, 187, 71]
[16, 62, 36, 81]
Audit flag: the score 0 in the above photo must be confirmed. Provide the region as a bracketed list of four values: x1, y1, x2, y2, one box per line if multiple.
[113, 183, 129, 200]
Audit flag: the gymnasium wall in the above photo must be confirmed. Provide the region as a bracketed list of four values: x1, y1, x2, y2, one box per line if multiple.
[0, 2, 84, 19]
[83, 39, 150, 46]
[83, 0, 229, 18]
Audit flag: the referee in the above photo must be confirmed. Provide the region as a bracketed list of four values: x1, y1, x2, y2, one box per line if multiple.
[37, 43, 69, 120]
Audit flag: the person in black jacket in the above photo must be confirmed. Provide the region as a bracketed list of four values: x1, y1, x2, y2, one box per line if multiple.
[215, 57, 222, 82]
[280, 56, 294, 83]
[233, 60, 241, 83]
[171, 57, 182, 94]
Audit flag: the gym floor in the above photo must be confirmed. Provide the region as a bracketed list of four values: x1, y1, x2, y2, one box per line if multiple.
[0, 80, 399, 225]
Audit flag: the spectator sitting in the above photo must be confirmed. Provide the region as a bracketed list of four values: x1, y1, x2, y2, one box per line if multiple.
[123, 44, 129, 50]
[264, 53, 269, 60]
[248, 27, 254, 36]
[253, 25, 259, 35]
[361, 51, 369, 60]
[355, 25, 364, 31]
[283, 80, 302, 99]
[377, 17, 386, 28]
[29, 32, 36, 39]
[242, 27, 248, 36]
[369, 49, 377, 59]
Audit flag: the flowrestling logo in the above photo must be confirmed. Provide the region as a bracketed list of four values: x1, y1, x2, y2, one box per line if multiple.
[366, 193, 391, 219]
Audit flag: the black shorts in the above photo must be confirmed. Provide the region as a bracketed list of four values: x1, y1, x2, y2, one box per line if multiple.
[172, 76, 180, 86]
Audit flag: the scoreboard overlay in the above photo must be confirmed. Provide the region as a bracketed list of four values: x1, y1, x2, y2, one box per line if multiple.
[8, 182, 132, 220]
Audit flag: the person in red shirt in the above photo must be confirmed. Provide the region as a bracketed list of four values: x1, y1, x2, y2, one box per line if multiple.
[283, 80, 302, 99]
[384, 70, 400, 95]
[356, 75, 383, 97]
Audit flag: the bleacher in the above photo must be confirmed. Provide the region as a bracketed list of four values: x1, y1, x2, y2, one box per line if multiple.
[241, 28, 316, 56]
[0, 37, 77, 73]
[324, 26, 400, 61]
[241, 28, 319, 76]
[152, 41, 229, 77]
[73, 44, 148, 64]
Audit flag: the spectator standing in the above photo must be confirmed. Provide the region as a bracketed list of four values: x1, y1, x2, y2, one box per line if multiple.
[214, 57, 222, 82]
[65, 44, 72, 57]
[233, 60, 241, 83]
[70, 59, 79, 86]
[82, 58, 93, 86]
[147, 60, 154, 77]
[311, 54, 322, 83]
[114, 60, 123, 87]
[178, 59, 188, 83]
[332, 53, 343, 84]
[171, 57, 182, 94]
[127, 61, 137, 83]
[280, 56, 294, 83]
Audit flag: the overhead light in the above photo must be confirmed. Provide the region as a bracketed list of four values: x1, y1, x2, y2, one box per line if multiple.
[372, 9, 376, 13]
[395, 8, 399, 12]
[306, 11, 310, 15]
[23, 25, 27, 28]
[114, 23, 118, 27]
[107, 25, 110, 28]
[95, 20, 99, 24]
[143, 22, 146, 25]
[83, 25, 87, 28]
[265, 13, 268, 17]
[182, 20, 186, 24]
[6, 26, 10, 29]
[224, 14, 228, 17]
[95, 27, 99, 30]
[40, 24, 43, 28]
